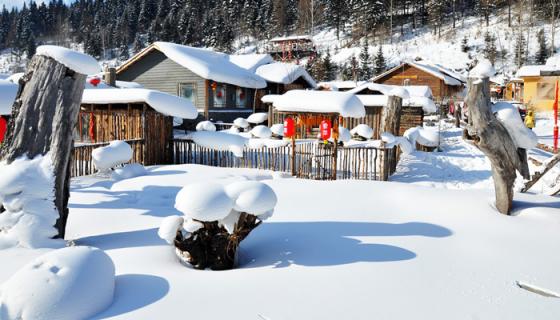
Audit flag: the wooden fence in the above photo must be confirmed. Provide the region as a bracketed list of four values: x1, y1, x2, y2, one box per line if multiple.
[71, 139, 145, 177]
[172, 139, 394, 181]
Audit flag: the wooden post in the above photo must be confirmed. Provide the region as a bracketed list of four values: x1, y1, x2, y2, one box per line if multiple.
[332, 115, 339, 180]
[380, 95, 403, 174]
[466, 78, 522, 215]
[0, 55, 88, 238]
[291, 136, 296, 177]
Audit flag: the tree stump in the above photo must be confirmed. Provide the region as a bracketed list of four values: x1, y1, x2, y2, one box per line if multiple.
[380, 95, 402, 174]
[0, 55, 87, 238]
[466, 78, 522, 215]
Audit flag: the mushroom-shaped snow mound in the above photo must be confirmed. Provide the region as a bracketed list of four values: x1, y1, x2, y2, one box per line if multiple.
[175, 183, 234, 221]
[270, 123, 284, 137]
[196, 120, 216, 132]
[224, 181, 277, 216]
[233, 117, 249, 129]
[36, 45, 101, 75]
[158, 216, 184, 244]
[92, 141, 133, 171]
[247, 112, 268, 124]
[0, 246, 115, 320]
[250, 125, 272, 139]
[351, 124, 374, 139]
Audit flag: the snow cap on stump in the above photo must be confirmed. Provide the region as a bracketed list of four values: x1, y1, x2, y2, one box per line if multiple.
[158, 216, 184, 244]
[225, 181, 277, 216]
[233, 118, 250, 129]
[247, 112, 268, 124]
[36, 45, 101, 75]
[196, 121, 216, 132]
[175, 182, 234, 221]
[351, 124, 374, 140]
[270, 123, 284, 137]
[0, 246, 115, 320]
[92, 140, 133, 171]
[469, 58, 496, 78]
[250, 125, 272, 139]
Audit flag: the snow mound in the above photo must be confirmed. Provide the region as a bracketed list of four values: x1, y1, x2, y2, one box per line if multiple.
[389, 87, 410, 99]
[247, 138, 289, 148]
[261, 94, 280, 104]
[404, 127, 439, 148]
[233, 117, 249, 129]
[337, 127, 352, 143]
[186, 131, 247, 157]
[255, 62, 317, 87]
[395, 136, 414, 154]
[196, 121, 216, 132]
[175, 183, 234, 222]
[158, 216, 184, 244]
[270, 123, 284, 137]
[82, 88, 198, 119]
[111, 163, 147, 181]
[469, 59, 496, 78]
[250, 125, 272, 139]
[492, 102, 538, 149]
[92, 141, 133, 171]
[0, 246, 115, 320]
[0, 155, 61, 249]
[274, 90, 365, 118]
[381, 132, 396, 144]
[224, 181, 277, 216]
[351, 124, 374, 140]
[36, 45, 101, 75]
[0, 80, 18, 115]
[247, 112, 268, 124]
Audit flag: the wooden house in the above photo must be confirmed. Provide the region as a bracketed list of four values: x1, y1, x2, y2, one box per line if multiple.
[372, 61, 465, 103]
[516, 61, 560, 111]
[76, 83, 197, 167]
[348, 83, 436, 136]
[504, 78, 524, 102]
[116, 42, 267, 123]
[265, 35, 316, 62]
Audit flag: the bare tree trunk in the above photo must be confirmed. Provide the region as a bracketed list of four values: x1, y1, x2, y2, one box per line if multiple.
[0, 55, 87, 238]
[381, 95, 402, 175]
[466, 78, 522, 215]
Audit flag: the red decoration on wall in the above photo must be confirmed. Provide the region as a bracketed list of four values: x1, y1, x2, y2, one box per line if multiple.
[0, 116, 7, 144]
[239, 92, 245, 100]
[216, 90, 223, 99]
[320, 120, 331, 140]
[88, 113, 96, 143]
[89, 77, 101, 87]
[211, 82, 217, 91]
[284, 117, 295, 138]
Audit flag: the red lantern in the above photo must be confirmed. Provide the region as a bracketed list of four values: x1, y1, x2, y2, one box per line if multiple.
[216, 90, 223, 99]
[320, 120, 331, 140]
[239, 91, 245, 100]
[89, 77, 101, 87]
[0, 116, 7, 144]
[284, 117, 295, 138]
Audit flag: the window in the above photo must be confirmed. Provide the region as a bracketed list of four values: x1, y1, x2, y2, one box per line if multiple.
[179, 83, 197, 106]
[236, 87, 248, 108]
[537, 82, 556, 100]
[213, 83, 227, 108]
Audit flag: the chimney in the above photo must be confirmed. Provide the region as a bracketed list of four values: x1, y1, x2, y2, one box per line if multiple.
[104, 67, 117, 87]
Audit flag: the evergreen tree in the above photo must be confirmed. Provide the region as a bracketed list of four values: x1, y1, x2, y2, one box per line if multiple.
[132, 33, 144, 54]
[514, 32, 527, 68]
[25, 33, 36, 59]
[373, 45, 386, 75]
[118, 42, 130, 61]
[536, 28, 549, 64]
[461, 36, 469, 53]
[483, 32, 497, 65]
[322, 51, 337, 81]
[359, 38, 372, 80]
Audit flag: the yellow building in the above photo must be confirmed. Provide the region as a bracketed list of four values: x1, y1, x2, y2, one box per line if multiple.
[516, 64, 559, 111]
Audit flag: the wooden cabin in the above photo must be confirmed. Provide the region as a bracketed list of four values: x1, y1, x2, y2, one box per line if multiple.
[116, 42, 267, 123]
[265, 35, 316, 62]
[504, 79, 524, 102]
[372, 61, 465, 103]
[516, 63, 560, 111]
[76, 86, 197, 166]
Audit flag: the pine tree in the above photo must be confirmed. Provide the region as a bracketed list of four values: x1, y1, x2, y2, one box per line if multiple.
[461, 36, 469, 53]
[483, 32, 497, 65]
[132, 33, 144, 54]
[514, 33, 527, 68]
[536, 28, 549, 64]
[118, 42, 130, 61]
[25, 33, 36, 59]
[322, 51, 337, 81]
[373, 45, 386, 75]
[359, 38, 372, 80]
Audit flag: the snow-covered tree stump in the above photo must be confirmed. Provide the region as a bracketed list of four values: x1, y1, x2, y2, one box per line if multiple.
[0, 47, 100, 239]
[159, 181, 277, 270]
[381, 95, 403, 174]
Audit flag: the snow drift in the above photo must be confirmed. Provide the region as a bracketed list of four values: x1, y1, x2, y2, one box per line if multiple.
[186, 131, 248, 157]
[92, 141, 133, 171]
[492, 102, 538, 149]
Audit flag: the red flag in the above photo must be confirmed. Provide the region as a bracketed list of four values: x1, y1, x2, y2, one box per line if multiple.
[0, 116, 6, 144]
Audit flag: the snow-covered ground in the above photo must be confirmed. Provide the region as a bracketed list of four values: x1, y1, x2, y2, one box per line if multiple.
[534, 112, 558, 150]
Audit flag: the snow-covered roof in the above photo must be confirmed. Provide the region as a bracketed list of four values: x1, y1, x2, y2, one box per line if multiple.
[118, 42, 267, 89]
[255, 62, 317, 88]
[82, 88, 198, 119]
[270, 35, 313, 42]
[0, 79, 18, 115]
[36, 45, 101, 75]
[373, 61, 464, 86]
[261, 94, 281, 104]
[349, 83, 432, 98]
[228, 54, 274, 73]
[516, 64, 560, 77]
[356, 95, 437, 113]
[273, 90, 365, 118]
[318, 81, 367, 91]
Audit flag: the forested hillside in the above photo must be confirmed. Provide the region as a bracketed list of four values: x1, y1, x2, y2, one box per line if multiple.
[0, 0, 558, 79]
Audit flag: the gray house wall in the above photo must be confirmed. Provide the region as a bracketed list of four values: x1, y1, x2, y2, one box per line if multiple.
[117, 50, 207, 112]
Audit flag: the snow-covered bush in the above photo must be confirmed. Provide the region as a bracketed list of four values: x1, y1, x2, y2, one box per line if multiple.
[404, 127, 440, 149]
[233, 117, 249, 130]
[250, 125, 273, 139]
[270, 123, 284, 138]
[111, 163, 147, 181]
[381, 132, 414, 154]
[0, 246, 115, 320]
[247, 112, 268, 125]
[159, 180, 277, 270]
[0, 155, 63, 249]
[350, 124, 374, 140]
[196, 120, 216, 132]
[92, 141, 133, 172]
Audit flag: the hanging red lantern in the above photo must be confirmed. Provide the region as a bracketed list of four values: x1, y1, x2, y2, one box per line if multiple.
[320, 120, 331, 140]
[89, 77, 101, 87]
[211, 82, 217, 91]
[216, 90, 223, 99]
[0, 116, 7, 144]
[239, 91, 245, 100]
[284, 117, 295, 138]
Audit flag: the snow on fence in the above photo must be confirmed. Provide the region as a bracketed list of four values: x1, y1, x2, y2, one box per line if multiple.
[172, 139, 394, 181]
[72, 139, 145, 177]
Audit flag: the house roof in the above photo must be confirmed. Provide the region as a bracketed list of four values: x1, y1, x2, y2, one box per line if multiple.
[228, 54, 274, 73]
[117, 42, 267, 89]
[272, 90, 365, 118]
[373, 61, 464, 86]
[0, 80, 18, 115]
[349, 83, 433, 98]
[82, 88, 198, 119]
[270, 35, 313, 42]
[255, 62, 317, 88]
[317, 80, 367, 91]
